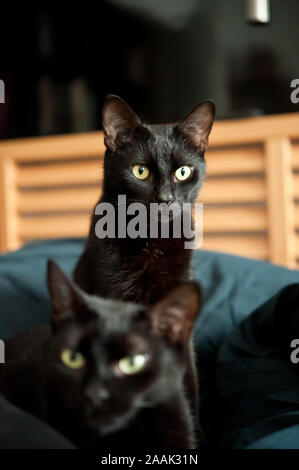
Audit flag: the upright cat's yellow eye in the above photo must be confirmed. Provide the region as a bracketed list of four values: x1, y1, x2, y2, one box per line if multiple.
[175, 166, 192, 182]
[132, 165, 150, 180]
[61, 349, 86, 370]
[118, 354, 149, 375]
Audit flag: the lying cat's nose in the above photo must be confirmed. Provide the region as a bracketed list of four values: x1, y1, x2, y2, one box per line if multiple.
[97, 389, 109, 401]
[85, 386, 110, 405]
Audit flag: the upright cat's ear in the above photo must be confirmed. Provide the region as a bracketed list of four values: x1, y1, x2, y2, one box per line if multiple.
[175, 101, 215, 152]
[149, 282, 201, 345]
[47, 260, 88, 332]
[102, 95, 143, 152]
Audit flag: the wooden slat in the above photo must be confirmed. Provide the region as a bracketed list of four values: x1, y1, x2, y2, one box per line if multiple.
[203, 206, 267, 232]
[0, 112, 298, 161]
[20, 214, 90, 239]
[17, 149, 264, 188]
[208, 112, 299, 146]
[17, 160, 103, 187]
[294, 205, 299, 229]
[292, 174, 299, 199]
[19, 187, 100, 213]
[19, 192, 267, 231]
[0, 157, 19, 251]
[201, 234, 268, 260]
[291, 144, 299, 170]
[295, 233, 299, 257]
[199, 177, 265, 204]
[19, 185, 267, 227]
[0, 133, 105, 161]
[265, 137, 296, 267]
[21, 212, 268, 258]
[206, 146, 264, 175]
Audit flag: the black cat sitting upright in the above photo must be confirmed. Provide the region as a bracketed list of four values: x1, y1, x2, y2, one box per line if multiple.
[74, 95, 215, 305]
[0, 261, 202, 449]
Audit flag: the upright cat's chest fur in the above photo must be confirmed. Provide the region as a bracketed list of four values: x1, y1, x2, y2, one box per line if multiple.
[80, 234, 192, 305]
[124, 238, 192, 304]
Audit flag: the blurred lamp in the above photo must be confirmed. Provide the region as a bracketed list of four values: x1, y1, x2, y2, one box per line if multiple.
[245, 0, 270, 24]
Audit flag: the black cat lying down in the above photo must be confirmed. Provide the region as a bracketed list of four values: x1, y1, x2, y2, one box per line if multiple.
[0, 261, 202, 449]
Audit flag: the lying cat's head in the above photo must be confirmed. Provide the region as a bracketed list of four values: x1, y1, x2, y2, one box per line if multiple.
[46, 260, 201, 436]
[102, 95, 215, 206]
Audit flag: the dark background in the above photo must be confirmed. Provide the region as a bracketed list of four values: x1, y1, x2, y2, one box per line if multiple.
[0, 0, 298, 139]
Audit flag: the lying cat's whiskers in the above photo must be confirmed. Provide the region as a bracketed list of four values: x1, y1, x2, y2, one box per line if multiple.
[135, 400, 154, 409]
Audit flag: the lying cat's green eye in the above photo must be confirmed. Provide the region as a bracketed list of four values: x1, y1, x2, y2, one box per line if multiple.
[132, 165, 150, 180]
[61, 349, 86, 370]
[118, 354, 149, 375]
[175, 166, 192, 181]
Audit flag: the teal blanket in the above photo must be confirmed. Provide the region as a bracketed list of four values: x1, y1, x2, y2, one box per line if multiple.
[1, 239, 299, 448]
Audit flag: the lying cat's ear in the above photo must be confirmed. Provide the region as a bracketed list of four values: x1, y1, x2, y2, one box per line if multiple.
[47, 260, 87, 331]
[149, 282, 201, 345]
[102, 95, 143, 152]
[175, 101, 215, 152]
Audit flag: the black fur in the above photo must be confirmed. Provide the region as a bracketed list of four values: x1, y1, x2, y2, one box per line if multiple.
[0, 261, 202, 449]
[74, 95, 215, 305]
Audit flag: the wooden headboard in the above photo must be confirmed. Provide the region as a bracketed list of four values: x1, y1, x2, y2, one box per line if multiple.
[1, 112, 299, 268]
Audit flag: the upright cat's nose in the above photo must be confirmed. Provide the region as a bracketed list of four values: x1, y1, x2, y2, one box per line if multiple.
[157, 192, 174, 205]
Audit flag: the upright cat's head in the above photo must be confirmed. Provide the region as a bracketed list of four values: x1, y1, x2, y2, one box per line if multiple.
[46, 260, 201, 436]
[102, 95, 215, 205]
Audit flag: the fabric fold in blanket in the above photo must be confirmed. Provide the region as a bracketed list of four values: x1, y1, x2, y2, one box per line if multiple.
[0, 394, 74, 449]
[216, 284, 299, 449]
